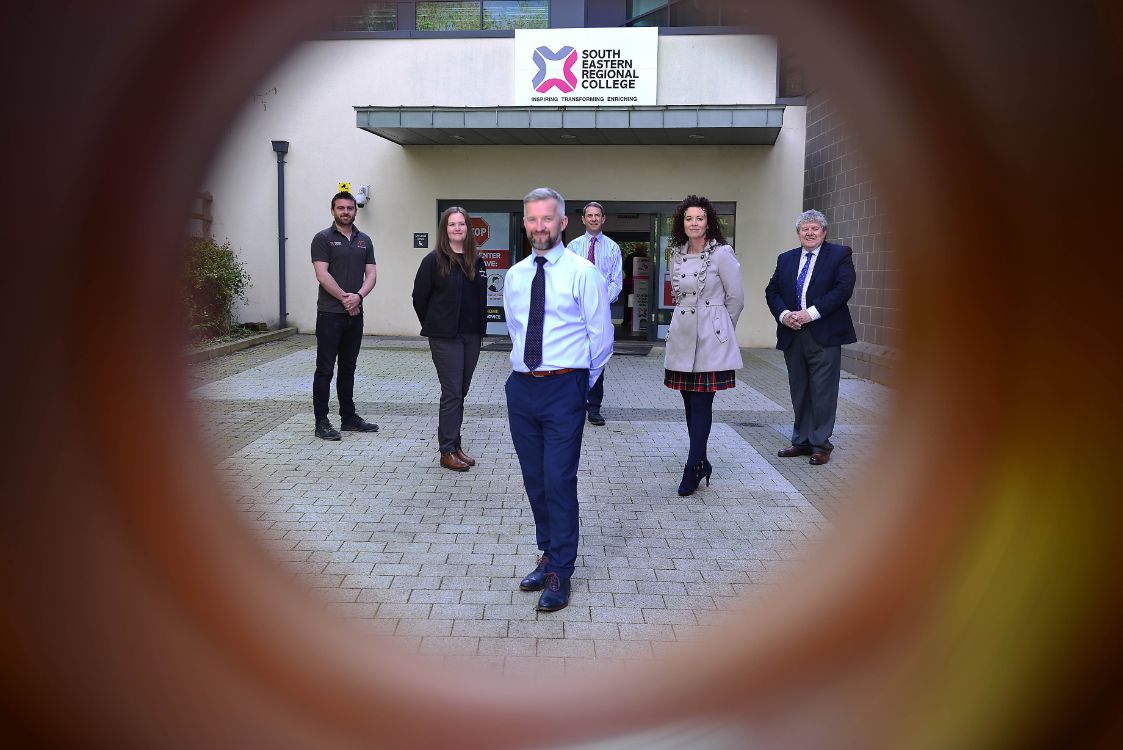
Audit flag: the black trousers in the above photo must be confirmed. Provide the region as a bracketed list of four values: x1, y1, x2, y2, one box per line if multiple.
[428, 333, 482, 454]
[313, 311, 363, 423]
[783, 327, 842, 451]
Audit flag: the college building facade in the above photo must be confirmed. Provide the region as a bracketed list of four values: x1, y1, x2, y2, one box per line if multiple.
[202, 0, 897, 381]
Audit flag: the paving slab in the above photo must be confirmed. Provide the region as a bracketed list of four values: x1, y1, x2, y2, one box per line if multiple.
[191, 335, 891, 672]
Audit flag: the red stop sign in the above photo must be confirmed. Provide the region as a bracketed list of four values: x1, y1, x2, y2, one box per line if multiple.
[471, 217, 490, 246]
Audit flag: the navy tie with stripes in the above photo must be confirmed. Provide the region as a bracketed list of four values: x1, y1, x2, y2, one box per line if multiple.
[795, 251, 813, 309]
[523, 256, 547, 371]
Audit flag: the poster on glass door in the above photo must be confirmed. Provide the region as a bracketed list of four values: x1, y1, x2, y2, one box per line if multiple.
[631, 255, 650, 334]
[473, 212, 512, 335]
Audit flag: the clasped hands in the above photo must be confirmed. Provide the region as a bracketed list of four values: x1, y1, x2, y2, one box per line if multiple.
[783, 310, 812, 330]
[342, 292, 363, 316]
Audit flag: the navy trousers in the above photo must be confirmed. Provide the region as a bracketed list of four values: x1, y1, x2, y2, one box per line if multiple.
[505, 369, 589, 580]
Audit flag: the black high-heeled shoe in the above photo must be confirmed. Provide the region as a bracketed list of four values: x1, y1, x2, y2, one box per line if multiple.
[677, 459, 712, 496]
[699, 458, 713, 486]
[677, 464, 696, 496]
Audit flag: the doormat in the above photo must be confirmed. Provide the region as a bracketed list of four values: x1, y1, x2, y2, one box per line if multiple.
[482, 341, 653, 356]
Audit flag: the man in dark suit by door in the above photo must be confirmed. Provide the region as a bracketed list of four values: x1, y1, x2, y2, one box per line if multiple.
[765, 210, 857, 466]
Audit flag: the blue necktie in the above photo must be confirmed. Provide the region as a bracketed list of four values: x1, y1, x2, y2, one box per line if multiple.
[795, 251, 813, 309]
[523, 256, 547, 370]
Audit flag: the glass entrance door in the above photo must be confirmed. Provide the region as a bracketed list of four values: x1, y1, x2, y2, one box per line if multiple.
[651, 212, 674, 340]
[650, 211, 736, 341]
[438, 199, 735, 341]
[617, 238, 651, 340]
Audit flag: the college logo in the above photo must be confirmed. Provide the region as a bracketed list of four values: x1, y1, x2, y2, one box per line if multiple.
[531, 45, 579, 93]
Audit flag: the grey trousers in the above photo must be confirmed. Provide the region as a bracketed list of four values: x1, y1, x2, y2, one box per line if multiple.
[428, 334, 482, 454]
[783, 327, 842, 451]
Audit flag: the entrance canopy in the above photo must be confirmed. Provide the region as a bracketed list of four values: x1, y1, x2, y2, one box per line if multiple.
[355, 105, 784, 146]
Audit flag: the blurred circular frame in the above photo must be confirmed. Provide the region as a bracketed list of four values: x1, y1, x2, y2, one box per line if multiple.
[3, 1, 1120, 748]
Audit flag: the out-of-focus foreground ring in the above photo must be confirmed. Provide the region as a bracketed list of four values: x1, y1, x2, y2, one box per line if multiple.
[1, 1, 1120, 747]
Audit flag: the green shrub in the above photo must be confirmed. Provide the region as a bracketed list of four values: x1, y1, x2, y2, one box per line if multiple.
[183, 237, 252, 340]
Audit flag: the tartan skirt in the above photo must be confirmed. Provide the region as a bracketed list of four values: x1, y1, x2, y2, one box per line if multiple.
[664, 369, 737, 392]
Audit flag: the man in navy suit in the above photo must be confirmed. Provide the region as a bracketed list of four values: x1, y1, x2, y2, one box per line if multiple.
[765, 210, 857, 466]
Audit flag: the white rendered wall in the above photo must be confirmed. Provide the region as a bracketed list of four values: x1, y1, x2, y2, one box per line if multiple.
[203, 35, 801, 347]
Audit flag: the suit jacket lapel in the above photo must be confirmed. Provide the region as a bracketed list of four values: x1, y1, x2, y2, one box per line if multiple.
[807, 243, 832, 298]
[788, 248, 802, 306]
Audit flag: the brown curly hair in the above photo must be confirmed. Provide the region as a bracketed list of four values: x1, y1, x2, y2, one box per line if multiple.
[670, 194, 726, 248]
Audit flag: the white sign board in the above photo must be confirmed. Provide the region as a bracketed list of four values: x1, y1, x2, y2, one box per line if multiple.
[514, 28, 658, 106]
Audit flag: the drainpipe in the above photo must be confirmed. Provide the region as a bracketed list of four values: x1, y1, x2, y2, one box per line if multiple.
[271, 140, 289, 329]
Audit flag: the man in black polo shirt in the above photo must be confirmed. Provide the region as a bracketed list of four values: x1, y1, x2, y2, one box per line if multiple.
[310, 191, 379, 440]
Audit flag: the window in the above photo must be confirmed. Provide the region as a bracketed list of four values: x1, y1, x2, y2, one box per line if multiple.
[670, 0, 719, 27]
[484, 1, 548, 30]
[626, 0, 753, 28]
[417, 1, 481, 30]
[332, 2, 397, 32]
[628, 0, 667, 17]
[628, 9, 667, 27]
[416, 1, 548, 31]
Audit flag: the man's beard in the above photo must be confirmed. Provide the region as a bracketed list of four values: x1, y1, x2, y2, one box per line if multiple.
[529, 229, 559, 251]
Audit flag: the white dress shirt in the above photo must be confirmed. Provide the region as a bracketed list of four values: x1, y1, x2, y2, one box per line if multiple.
[565, 232, 623, 303]
[780, 244, 823, 323]
[503, 243, 614, 388]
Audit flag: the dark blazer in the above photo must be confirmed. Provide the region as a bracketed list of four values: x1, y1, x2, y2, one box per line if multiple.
[411, 251, 488, 337]
[764, 241, 857, 350]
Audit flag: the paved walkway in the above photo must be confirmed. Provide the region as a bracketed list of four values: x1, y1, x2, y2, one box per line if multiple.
[189, 335, 891, 674]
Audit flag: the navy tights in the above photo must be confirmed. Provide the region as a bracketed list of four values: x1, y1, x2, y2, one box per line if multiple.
[681, 390, 715, 466]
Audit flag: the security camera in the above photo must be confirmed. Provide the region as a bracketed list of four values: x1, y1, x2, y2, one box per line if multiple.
[355, 184, 370, 208]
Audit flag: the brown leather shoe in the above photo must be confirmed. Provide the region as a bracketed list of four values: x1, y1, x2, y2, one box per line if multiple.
[809, 449, 832, 465]
[440, 452, 470, 471]
[455, 448, 476, 466]
[778, 444, 813, 458]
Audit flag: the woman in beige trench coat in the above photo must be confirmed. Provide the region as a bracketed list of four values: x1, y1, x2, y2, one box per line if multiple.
[663, 195, 745, 496]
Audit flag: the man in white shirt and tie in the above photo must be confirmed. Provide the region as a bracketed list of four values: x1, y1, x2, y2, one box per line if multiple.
[565, 201, 622, 426]
[503, 187, 614, 611]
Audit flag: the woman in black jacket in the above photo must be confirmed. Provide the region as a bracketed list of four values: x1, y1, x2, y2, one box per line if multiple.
[412, 207, 488, 471]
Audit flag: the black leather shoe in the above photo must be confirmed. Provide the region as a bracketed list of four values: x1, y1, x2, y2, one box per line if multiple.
[536, 572, 570, 612]
[340, 416, 379, 432]
[315, 418, 341, 441]
[519, 554, 549, 591]
[587, 408, 606, 426]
